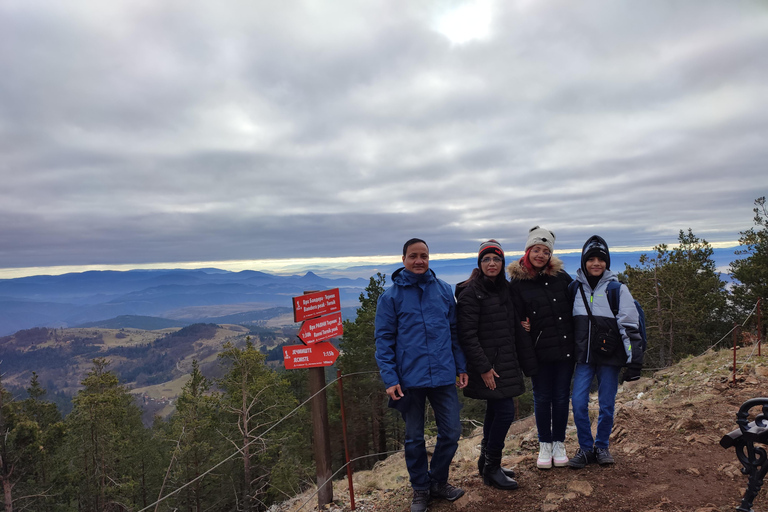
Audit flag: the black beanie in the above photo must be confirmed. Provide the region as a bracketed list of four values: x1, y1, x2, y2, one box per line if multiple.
[478, 239, 505, 268]
[581, 235, 610, 274]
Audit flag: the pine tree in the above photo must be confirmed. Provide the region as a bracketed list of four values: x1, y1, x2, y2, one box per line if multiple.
[66, 358, 146, 511]
[217, 339, 297, 511]
[337, 273, 400, 468]
[162, 359, 225, 511]
[730, 196, 768, 337]
[0, 371, 66, 512]
[622, 229, 729, 367]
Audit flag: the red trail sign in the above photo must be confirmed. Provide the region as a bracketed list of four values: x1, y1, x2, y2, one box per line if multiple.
[283, 342, 339, 369]
[298, 311, 343, 345]
[293, 289, 341, 322]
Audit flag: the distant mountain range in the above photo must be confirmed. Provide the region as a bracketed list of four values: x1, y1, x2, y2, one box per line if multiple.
[0, 269, 370, 335]
[0, 247, 740, 336]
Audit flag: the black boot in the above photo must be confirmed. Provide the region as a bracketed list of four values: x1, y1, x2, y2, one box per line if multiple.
[478, 439, 515, 478]
[483, 449, 518, 490]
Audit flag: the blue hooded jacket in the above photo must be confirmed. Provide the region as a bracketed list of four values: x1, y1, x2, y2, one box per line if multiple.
[375, 267, 467, 390]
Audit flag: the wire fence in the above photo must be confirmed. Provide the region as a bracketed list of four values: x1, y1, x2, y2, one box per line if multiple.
[294, 411, 537, 512]
[137, 371, 347, 512]
[140, 299, 764, 512]
[639, 299, 761, 372]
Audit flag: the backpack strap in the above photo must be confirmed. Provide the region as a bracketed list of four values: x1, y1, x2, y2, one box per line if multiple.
[574, 282, 605, 337]
[605, 281, 622, 317]
[568, 280, 579, 300]
[577, 283, 597, 324]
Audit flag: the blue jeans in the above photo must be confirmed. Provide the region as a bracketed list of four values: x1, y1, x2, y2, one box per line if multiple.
[483, 397, 516, 453]
[571, 363, 620, 451]
[396, 385, 462, 490]
[532, 360, 574, 443]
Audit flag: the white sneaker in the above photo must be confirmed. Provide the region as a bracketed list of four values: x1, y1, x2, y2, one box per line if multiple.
[537, 442, 553, 469]
[552, 441, 568, 467]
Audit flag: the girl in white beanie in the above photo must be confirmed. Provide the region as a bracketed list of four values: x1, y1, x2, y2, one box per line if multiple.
[508, 226, 575, 469]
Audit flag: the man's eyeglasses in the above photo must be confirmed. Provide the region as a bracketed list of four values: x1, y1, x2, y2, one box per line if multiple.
[481, 257, 503, 264]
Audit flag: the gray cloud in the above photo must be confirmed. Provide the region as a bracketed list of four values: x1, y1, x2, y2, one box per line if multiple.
[2, 0, 767, 270]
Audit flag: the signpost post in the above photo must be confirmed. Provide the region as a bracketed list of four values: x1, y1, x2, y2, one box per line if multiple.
[288, 289, 343, 509]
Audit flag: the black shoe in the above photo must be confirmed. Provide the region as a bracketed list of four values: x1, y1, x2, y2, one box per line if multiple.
[478, 446, 515, 478]
[567, 447, 596, 469]
[411, 489, 430, 512]
[430, 482, 465, 502]
[483, 465, 519, 490]
[595, 447, 615, 465]
[483, 450, 518, 490]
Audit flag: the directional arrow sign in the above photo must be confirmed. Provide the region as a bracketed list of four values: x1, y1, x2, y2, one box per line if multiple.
[298, 311, 343, 345]
[283, 341, 340, 369]
[293, 289, 341, 322]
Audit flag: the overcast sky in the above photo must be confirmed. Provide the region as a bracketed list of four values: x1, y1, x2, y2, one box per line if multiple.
[2, 0, 767, 277]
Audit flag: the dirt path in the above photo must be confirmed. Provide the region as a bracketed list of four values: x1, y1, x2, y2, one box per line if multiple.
[324, 347, 767, 512]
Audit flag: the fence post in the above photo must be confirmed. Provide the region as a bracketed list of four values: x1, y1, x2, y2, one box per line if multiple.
[733, 323, 740, 386]
[337, 370, 355, 510]
[758, 298, 762, 357]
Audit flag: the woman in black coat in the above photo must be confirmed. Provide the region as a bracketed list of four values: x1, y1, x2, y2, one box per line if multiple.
[456, 240, 537, 490]
[508, 227, 575, 470]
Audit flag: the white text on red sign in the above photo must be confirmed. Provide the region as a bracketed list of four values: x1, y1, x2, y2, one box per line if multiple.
[292, 288, 341, 322]
[283, 341, 339, 369]
[298, 311, 343, 344]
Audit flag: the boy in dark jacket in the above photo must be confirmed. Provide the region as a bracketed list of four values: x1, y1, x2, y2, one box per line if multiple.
[568, 235, 643, 469]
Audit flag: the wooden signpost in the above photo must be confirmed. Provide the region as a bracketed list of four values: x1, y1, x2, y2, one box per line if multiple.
[287, 289, 343, 508]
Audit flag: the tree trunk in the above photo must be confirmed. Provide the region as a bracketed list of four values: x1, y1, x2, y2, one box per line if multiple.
[653, 264, 665, 366]
[194, 461, 202, 512]
[2, 477, 12, 512]
[0, 389, 13, 512]
[242, 372, 251, 512]
[370, 398, 379, 461]
[375, 398, 387, 459]
[667, 296, 675, 366]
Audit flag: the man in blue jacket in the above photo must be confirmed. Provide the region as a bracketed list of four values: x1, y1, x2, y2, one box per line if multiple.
[375, 238, 469, 512]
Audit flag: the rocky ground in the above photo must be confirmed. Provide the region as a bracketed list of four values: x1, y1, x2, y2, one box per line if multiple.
[283, 346, 768, 512]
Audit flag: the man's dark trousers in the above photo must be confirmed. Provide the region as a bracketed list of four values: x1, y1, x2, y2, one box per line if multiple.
[395, 384, 461, 490]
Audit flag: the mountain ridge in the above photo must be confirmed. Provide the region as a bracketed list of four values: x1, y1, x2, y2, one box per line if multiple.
[0, 268, 369, 335]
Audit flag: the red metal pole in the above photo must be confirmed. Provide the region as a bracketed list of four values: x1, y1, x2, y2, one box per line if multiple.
[758, 298, 762, 357]
[733, 322, 738, 386]
[337, 369, 356, 510]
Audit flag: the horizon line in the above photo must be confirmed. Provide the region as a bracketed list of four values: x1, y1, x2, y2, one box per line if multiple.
[0, 241, 741, 280]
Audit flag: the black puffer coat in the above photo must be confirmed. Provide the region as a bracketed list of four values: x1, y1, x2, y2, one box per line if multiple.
[456, 275, 537, 401]
[508, 256, 575, 364]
